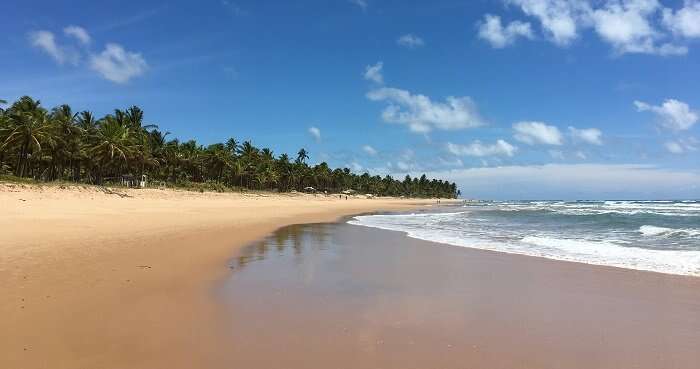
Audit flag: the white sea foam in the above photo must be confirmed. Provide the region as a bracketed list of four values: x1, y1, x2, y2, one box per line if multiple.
[349, 212, 700, 277]
[639, 225, 700, 237]
[475, 201, 700, 217]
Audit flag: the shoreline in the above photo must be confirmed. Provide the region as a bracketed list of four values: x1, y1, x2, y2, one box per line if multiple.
[219, 221, 700, 369]
[357, 227, 700, 279]
[3, 183, 698, 368]
[0, 184, 438, 369]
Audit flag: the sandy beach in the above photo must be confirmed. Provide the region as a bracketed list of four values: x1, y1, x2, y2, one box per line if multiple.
[0, 184, 431, 369]
[3, 184, 700, 369]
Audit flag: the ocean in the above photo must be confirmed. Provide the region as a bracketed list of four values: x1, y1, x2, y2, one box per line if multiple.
[349, 200, 700, 276]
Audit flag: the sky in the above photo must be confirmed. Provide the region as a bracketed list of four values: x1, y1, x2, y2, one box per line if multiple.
[1, 0, 699, 199]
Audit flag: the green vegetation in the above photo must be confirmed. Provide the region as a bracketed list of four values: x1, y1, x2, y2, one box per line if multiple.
[0, 96, 459, 198]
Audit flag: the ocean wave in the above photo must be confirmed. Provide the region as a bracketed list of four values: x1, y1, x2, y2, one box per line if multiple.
[380, 211, 470, 218]
[474, 203, 700, 217]
[349, 213, 700, 277]
[639, 225, 700, 237]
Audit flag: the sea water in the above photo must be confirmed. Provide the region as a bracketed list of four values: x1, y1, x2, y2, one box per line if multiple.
[349, 200, 700, 276]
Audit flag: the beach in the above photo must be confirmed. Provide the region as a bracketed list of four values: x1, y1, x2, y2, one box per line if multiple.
[2, 184, 700, 369]
[0, 184, 431, 369]
[222, 222, 700, 369]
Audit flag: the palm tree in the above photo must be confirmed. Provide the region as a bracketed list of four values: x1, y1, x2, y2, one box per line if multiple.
[225, 138, 239, 155]
[1, 97, 55, 177]
[91, 119, 135, 182]
[0, 96, 460, 198]
[231, 159, 245, 188]
[296, 148, 308, 164]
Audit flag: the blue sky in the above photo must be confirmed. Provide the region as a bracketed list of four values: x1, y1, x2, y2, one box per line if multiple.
[2, 0, 699, 199]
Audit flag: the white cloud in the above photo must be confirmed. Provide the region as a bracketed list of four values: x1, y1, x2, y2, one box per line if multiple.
[366, 87, 484, 133]
[364, 62, 384, 84]
[506, 0, 589, 46]
[421, 164, 700, 199]
[665, 139, 697, 154]
[665, 141, 685, 154]
[89, 43, 147, 83]
[28, 30, 79, 65]
[350, 0, 368, 11]
[663, 1, 700, 38]
[575, 150, 587, 159]
[308, 126, 321, 142]
[362, 145, 378, 156]
[446, 140, 518, 157]
[591, 0, 687, 56]
[63, 25, 90, 45]
[634, 99, 698, 131]
[477, 14, 534, 48]
[513, 121, 564, 145]
[397, 34, 425, 48]
[568, 126, 603, 145]
[499, 0, 690, 56]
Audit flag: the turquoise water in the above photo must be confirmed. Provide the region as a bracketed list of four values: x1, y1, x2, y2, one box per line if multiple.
[350, 200, 700, 276]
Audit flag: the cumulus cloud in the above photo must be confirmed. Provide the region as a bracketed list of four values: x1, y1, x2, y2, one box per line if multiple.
[446, 140, 518, 157]
[364, 62, 384, 84]
[513, 121, 564, 145]
[662, 1, 700, 38]
[28, 30, 79, 65]
[29, 26, 148, 83]
[568, 126, 603, 145]
[494, 0, 692, 56]
[397, 34, 425, 48]
[89, 43, 147, 83]
[308, 126, 322, 142]
[63, 25, 91, 45]
[506, 0, 589, 45]
[362, 145, 378, 156]
[591, 0, 687, 56]
[634, 99, 698, 131]
[366, 87, 484, 133]
[477, 14, 534, 48]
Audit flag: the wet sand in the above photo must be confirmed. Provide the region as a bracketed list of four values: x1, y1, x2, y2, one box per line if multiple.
[220, 221, 700, 369]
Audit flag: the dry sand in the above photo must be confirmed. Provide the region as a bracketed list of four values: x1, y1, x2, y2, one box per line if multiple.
[0, 183, 432, 369]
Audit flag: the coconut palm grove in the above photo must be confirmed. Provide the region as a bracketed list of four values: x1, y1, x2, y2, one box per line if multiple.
[0, 96, 459, 198]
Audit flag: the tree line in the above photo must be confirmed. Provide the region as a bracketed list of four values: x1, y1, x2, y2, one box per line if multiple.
[0, 96, 459, 198]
